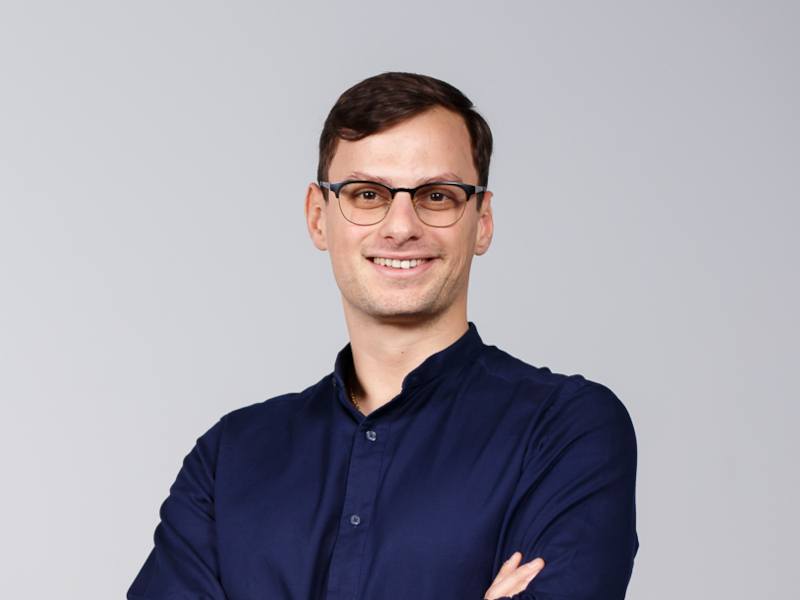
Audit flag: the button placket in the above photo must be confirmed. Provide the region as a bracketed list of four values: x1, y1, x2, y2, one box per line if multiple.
[324, 421, 388, 599]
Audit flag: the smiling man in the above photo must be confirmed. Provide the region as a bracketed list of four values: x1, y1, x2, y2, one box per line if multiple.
[128, 72, 639, 600]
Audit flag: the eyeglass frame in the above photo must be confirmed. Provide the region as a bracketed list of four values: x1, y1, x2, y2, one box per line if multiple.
[317, 179, 488, 228]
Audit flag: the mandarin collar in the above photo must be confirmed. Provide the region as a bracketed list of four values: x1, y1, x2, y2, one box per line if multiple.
[332, 321, 484, 395]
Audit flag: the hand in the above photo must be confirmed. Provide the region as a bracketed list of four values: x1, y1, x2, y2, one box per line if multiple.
[483, 551, 545, 600]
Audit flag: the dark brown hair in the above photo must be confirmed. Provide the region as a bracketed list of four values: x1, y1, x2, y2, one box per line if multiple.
[317, 72, 493, 208]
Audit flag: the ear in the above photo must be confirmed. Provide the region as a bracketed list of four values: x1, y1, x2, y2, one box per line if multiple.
[305, 182, 328, 251]
[473, 191, 494, 256]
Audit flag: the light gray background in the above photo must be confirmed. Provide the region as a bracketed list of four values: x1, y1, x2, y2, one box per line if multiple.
[1, 1, 797, 598]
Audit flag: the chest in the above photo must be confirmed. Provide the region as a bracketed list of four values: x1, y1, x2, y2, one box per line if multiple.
[214, 400, 528, 598]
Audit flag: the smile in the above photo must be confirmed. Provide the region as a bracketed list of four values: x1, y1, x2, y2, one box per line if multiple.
[371, 257, 430, 270]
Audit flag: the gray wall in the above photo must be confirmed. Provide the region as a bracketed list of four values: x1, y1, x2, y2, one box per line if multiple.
[1, 1, 796, 598]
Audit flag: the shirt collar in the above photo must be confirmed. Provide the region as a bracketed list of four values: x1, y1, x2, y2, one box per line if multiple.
[332, 321, 485, 396]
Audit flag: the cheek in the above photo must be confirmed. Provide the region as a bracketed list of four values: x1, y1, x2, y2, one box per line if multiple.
[451, 253, 473, 282]
[444, 229, 477, 266]
[327, 227, 366, 273]
[449, 239, 479, 285]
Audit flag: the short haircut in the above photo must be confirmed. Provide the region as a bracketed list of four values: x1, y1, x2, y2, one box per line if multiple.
[317, 72, 493, 209]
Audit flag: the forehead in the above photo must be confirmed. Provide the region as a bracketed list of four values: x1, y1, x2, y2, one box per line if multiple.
[328, 107, 477, 183]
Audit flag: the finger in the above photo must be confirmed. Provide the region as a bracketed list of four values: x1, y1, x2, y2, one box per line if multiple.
[523, 557, 545, 572]
[501, 552, 522, 573]
[492, 551, 522, 582]
[511, 558, 546, 590]
[488, 556, 545, 598]
[485, 552, 523, 598]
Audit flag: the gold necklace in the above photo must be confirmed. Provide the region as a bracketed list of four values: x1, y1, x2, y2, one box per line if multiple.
[347, 362, 364, 414]
[348, 385, 361, 412]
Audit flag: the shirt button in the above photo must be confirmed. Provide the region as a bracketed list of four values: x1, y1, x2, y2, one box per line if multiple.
[350, 514, 361, 526]
[365, 430, 377, 442]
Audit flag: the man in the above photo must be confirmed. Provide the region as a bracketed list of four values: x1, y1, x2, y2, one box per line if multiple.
[128, 72, 639, 600]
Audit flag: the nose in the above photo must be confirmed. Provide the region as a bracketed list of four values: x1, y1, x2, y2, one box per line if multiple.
[377, 191, 424, 244]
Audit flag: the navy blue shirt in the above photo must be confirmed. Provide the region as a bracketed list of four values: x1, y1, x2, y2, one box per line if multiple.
[128, 322, 639, 599]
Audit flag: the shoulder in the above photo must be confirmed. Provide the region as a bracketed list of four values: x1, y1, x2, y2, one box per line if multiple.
[222, 373, 330, 432]
[476, 344, 636, 449]
[475, 343, 572, 392]
[193, 373, 331, 451]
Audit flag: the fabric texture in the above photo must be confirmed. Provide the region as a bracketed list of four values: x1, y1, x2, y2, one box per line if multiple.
[128, 322, 639, 599]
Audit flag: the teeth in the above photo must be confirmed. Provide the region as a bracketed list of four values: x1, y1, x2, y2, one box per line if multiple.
[372, 257, 428, 269]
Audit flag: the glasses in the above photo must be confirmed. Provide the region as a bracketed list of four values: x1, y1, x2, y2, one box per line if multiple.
[318, 179, 487, 227]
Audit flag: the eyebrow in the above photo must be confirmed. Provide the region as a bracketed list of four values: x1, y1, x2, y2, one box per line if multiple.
[343, 171, 465, 186]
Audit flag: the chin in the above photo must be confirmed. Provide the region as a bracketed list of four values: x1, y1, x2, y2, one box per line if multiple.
[361, 300, 442, 322]
[365, 312, 441, 327]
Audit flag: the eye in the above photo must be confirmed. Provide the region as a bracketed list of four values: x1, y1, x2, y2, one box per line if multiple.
[423, 189, 455, 202]
[415, 184, 466, 212]
[340, 182, 391, 206]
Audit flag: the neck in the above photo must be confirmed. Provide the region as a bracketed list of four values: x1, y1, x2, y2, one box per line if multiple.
[343, 306, 469, 415]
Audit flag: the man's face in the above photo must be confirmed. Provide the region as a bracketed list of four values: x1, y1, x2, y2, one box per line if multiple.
[305, 106, 493, 325]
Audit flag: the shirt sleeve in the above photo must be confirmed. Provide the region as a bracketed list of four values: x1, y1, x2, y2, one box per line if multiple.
[127, 418, 228, 600]
[493, 380, 639, 600]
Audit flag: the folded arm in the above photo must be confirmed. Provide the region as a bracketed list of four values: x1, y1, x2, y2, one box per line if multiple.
[128, 419, 228, 600]
[488, 380, 640, 600]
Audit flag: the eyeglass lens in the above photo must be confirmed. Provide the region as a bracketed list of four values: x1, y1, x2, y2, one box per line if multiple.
[337, 182, 469, 227]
